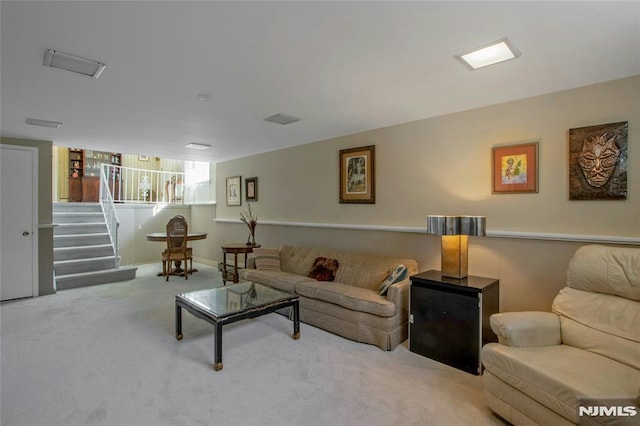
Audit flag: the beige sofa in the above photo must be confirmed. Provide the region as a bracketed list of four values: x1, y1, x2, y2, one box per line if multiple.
[481, 245, 640, 425]
[239, 245, 419, 350]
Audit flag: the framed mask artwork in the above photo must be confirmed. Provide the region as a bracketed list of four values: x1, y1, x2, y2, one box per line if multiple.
[569, 121, 628, 200]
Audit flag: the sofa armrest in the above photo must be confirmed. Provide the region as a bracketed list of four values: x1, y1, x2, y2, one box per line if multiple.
[490, 312, 562, 347]
[386, 279, 410, 316]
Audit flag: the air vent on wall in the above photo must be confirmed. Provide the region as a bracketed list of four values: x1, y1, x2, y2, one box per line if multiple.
[264, 114, 301, 125]
[43, 49, 106, 78]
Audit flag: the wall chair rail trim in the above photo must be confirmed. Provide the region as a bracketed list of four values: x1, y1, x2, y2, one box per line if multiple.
[214, 219, 639, 246]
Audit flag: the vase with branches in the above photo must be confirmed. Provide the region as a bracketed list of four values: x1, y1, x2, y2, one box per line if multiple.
[240, 203, 257, 246]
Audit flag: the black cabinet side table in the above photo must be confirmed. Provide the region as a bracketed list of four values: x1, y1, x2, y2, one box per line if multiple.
[409, 270, 499, 375]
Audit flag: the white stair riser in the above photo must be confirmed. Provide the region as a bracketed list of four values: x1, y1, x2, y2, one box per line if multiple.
[54, 234, 111, 248]
[55, 223, 108, 235]
[54, 245, 114, 261]
[54, 257, 116, 275]
[55, 267, 137, 290]
[54, 213, 104, 224]
[53, 203, 101, 213]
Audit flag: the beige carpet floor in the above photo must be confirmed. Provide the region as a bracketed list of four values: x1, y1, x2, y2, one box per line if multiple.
[1, 263, 507, 426]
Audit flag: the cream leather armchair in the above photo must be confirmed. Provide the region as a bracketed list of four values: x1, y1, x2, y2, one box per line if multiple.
[481, 245, 640, 426]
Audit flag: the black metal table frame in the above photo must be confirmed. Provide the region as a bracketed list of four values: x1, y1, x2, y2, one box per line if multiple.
[175, 295, 300, 371]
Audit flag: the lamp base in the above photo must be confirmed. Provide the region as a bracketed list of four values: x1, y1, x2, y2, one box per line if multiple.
[441, 235, 468, 279]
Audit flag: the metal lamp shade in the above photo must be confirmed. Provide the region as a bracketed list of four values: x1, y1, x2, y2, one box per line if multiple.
[427, 215, 486, 279]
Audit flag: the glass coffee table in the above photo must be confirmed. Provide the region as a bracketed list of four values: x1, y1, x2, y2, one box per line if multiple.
[175, 282, 300, 371]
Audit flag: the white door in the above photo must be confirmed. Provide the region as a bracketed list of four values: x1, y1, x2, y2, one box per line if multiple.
[1, 145, 38, 301]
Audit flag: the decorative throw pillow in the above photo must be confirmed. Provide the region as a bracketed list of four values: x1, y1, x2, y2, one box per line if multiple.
[307, 257, 339, 282]
[253, 248, 281, 271]
[379, 264, 409, 296]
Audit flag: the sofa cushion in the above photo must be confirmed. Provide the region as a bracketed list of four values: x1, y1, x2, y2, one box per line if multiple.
[483, 371, 576, 426]
[378, 264, 408, 296]
[238, 269, 313, 294]
[482, 343, 640, 424]
[567, 245, 640, 301]
[552, 286, 640, 369]
[296, 281, 396, 317]
[307, 257, 339, 281]
[253, 248, 281, 271]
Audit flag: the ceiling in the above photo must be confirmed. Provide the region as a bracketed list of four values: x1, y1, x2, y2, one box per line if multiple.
[2, 1, 639, 163]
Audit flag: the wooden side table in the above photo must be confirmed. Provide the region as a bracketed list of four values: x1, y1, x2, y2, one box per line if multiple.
[409, 270, 499, 375]
[221, 244, 261, 284]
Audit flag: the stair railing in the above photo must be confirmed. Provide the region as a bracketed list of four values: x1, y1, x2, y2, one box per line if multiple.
[100, 164, 120, 268]
[102, 164, 185, 204]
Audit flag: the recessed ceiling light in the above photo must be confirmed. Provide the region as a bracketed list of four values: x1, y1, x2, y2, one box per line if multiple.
[455, 38, 521, 70]
[43, 49, 106, 78]
[264, 114, 301, 125]
[25, 118, 63, 128]
[185, 143, 211, 150]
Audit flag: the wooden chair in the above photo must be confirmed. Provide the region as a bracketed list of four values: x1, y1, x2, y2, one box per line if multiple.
[162, 215, 193, 281]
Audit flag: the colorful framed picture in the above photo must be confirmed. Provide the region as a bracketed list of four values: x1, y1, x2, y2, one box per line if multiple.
[339, 145, 375, 204]
[492, 142, 539, 193]
[569, 121, 627, 200]
[226, 176, 241, 206]
[245, 177, 258, 202]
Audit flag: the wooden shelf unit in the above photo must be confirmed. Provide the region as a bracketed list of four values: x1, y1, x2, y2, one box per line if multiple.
[68, 149, 122, 202]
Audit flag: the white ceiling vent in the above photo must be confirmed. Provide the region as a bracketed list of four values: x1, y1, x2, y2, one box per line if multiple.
[264, 114, 301, 125]
[185, 143, 211, 150]
[26, 118, 62, 128]
[43, 49, 106, 78]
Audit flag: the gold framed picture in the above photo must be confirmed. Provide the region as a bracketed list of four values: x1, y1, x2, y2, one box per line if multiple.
[339, 145, 375, 204]
[492, 142, 539, 194]
[226, 176, 241, 206]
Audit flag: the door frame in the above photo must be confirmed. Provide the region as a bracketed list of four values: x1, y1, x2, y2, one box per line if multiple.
[1, 144, 39, 298]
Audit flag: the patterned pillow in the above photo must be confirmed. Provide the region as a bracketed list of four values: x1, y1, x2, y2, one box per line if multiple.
[307, 257, 340, 282]
[379, 264, 409, 296]
[253, 248, 281, 271]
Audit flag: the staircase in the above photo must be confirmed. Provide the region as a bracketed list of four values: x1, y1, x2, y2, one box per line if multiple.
[53, 203, 137, 290]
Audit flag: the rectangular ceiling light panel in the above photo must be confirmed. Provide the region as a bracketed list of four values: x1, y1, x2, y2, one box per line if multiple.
[44, 49, 106, 78]
[456, 38, 521, 70]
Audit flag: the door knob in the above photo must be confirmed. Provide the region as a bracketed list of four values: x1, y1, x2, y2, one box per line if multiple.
[22, 231, 30, 236]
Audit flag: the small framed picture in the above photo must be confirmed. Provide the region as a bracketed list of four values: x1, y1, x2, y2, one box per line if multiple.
[339, 145, 375, 204]
[492, 142, 539, 193]
[226, 176, 242, 206]
[245, 177, 258, 201]
[138, 155, 149, 161]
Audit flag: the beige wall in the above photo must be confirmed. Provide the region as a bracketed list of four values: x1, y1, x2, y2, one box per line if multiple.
[213, 76, 639, 312]
[114, 204, 191, 265]
[111, 203, 218, 267]
[1, 137, 54, 296]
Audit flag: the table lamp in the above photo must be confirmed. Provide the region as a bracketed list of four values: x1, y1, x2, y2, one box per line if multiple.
[427, 215, 486, 279]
